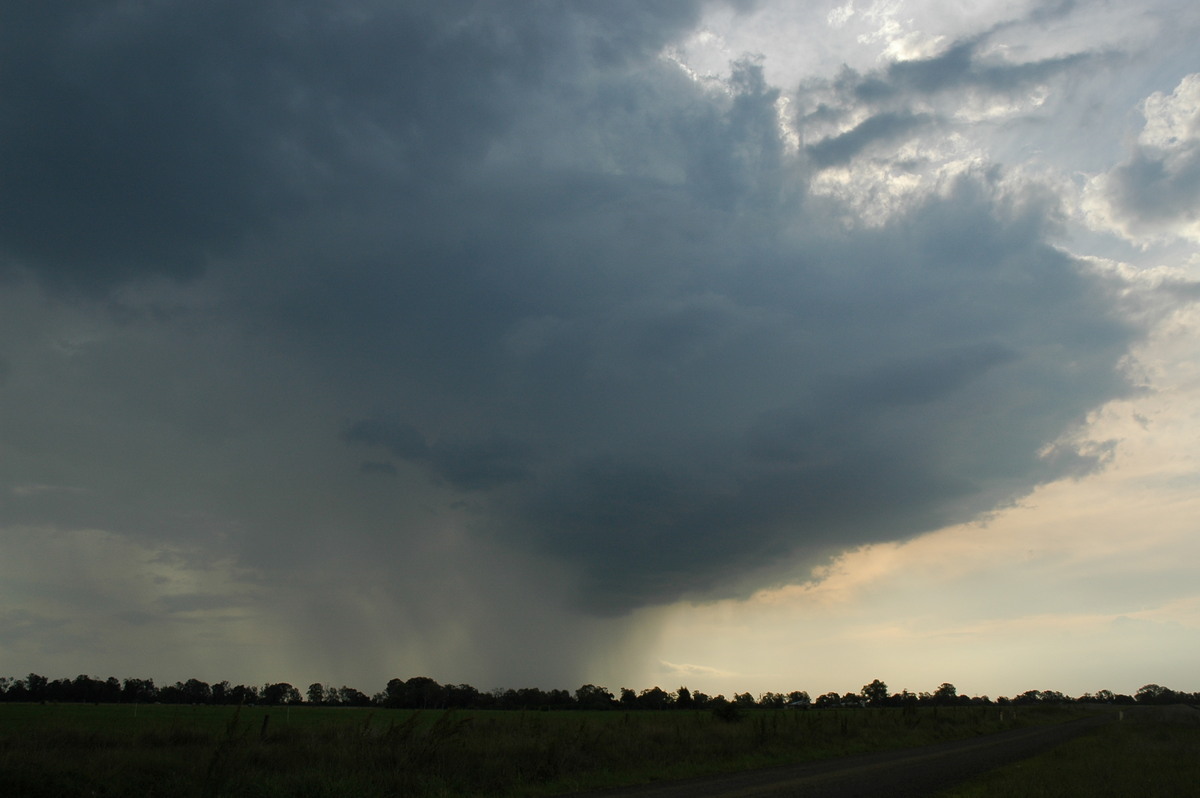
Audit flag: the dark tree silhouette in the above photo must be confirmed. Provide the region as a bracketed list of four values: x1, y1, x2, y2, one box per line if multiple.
[933, 682, 958, 705]
[262, 683, 300, 705]
[786, 690, 811, 707]
[861, 679, 889, 707]
[575, 684, 615, 710]
[3, 671, 1194, 712]
[26, 673, 48, 702]
[637, 686, 672, 710]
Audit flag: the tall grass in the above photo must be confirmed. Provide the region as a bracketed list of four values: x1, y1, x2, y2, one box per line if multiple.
[0, 703, 1085, 797]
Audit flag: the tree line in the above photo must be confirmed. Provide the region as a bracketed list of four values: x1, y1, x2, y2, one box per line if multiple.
[0, 673, 1192, 710]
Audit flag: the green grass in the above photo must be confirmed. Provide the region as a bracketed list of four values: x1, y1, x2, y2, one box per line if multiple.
[0, 703, 1086, 797]
[934, 707, 1200, 798]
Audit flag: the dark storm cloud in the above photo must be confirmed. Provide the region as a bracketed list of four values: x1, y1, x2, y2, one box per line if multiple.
[0, 1, 1160, 620]
[332, 170, 1141, 611]
[358, 461, 397, 476]
[344, 421, 431, 462]
[1, 2, 287, 286]
[0, 0, 705, 289]
[158, 593, 243, 614]
[496, 176, 1140, 610]
[344, 420, 532, 491]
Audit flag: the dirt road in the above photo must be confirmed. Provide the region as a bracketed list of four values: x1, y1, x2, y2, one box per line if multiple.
[568, 715, 1110, 798]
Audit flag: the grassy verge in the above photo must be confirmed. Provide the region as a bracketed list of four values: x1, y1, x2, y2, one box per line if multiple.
[934, 706, 1200, 798]
[0, 703, 1085, 797]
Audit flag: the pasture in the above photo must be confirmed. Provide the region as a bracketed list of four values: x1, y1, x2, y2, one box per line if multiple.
[934, 705, 1200, 797]
[1, 702, 1086, 797]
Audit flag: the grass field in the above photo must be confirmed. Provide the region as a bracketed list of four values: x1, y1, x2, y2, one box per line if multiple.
[0, 702, 1086, 797]
[933, 705, 1200, 798]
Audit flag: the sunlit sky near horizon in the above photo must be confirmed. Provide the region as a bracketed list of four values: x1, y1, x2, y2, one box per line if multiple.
[3, 0, 1200, 701]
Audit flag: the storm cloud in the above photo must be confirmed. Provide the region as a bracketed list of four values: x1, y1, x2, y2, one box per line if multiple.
[0, 0, 1186, 686]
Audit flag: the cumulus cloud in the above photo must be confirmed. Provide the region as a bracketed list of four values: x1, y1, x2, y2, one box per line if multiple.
[1087, 73, 1200, 242]
[0, 0, 1183, 685]
[858, 36, 1096, 101]
[790, 17, 1121, 223]
[806, 110, 934, 168]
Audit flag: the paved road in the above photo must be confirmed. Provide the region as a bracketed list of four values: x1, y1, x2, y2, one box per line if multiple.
[568, 715, 1110, 798]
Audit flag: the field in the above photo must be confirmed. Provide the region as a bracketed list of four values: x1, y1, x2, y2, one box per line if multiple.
[0, 702, 1087, 797]
[934, 705, 1200, 797]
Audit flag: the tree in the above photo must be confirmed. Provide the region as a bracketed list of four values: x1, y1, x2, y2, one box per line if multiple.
[786, 691, 811, 708]
[338, 686, 372, 706]
[157, 682, 185, 703]
[861, 679, 889, 707]
[1136, 684, 1174, 705]
[637, 686, 672, 710]
[385, 676, 447, 709]
[815, 692, 842, 708]
[406, 676, 446, 709]
[733, 692, 756, 707]
[575, 684, 615, 710]
[758, 691, 785, 708]
[710, 695, 742, 722]
[262, 682, 300, 705]
[72, 675, 102, 703]
[45, 677, 72, 702]
[444, 683, 480, 708]
[386, 678, 408, 707]
[229, 684, 259, 704]
[307, 683, 325, 705]
[383, 678, 405, 708]
[122, 678, 156, 703]
[676, 686, 694, 709]
[26, 673, 48, 702]
[933, 682, 958, 705]
[5, 679, 29, 702]
[1014, 690, 1043, 705]
[182, 678, 212, 704]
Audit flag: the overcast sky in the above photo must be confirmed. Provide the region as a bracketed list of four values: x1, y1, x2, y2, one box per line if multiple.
[3, 0, 1199, 700]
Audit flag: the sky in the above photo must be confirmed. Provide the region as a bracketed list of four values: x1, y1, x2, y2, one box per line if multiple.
[2, 0, 1199, 701]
